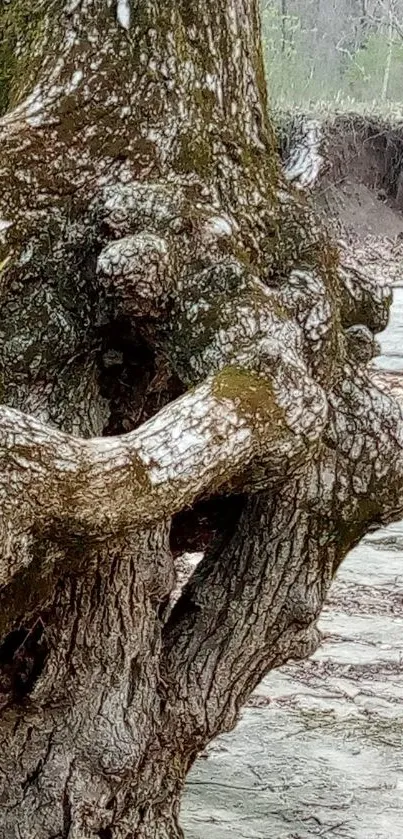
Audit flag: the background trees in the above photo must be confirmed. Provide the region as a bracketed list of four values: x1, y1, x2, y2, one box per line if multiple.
[262, 0, 403, 103]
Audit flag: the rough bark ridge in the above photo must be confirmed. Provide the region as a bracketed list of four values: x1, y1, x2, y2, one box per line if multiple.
[0, 1, 402, 837]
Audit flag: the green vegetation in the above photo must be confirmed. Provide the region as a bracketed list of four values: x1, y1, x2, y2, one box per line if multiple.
[261, 0, 403, 108]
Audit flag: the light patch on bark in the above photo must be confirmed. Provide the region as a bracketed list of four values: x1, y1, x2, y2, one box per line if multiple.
[202, 215, 235, 239]
[97, 182, 184, 233]
[133, 385, 252, 485]
[97, 233, 171, 316]
[2, 57, 84, 129]
[171, 552, 204, 605]
[117, 0, 131, 30]
[283, 119, 324, 190]
[283, 269, 333, 346]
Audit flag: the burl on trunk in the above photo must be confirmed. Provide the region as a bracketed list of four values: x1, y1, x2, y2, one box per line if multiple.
[0, 1, 402, 837]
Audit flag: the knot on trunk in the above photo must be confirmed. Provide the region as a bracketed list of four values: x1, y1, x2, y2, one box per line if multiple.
[97, 233, 172, 317]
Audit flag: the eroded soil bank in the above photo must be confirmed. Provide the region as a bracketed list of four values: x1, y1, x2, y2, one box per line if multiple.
[182, 117, 403, 839]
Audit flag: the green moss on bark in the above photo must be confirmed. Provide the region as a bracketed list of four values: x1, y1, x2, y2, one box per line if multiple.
[0, 0, 51, 115]
[213, 366, 285, 428]
[174, 130, 213, 178]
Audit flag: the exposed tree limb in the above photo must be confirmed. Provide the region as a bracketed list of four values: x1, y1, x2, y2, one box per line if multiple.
[282, 118, 325, 190]
[0, 360, 327, 589]
[161, 362, 403, 741]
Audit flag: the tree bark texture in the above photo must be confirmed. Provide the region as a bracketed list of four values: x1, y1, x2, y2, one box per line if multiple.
[0, 1, 402, 837]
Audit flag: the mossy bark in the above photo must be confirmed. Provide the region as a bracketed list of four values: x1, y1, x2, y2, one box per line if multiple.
[0, 2, 402, 837]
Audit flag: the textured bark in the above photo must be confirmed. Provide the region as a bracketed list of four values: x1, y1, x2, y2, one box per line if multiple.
[0, 1, 402, 837]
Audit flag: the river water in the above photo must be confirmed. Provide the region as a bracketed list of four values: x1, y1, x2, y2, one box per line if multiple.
[182, 289, 403, 838]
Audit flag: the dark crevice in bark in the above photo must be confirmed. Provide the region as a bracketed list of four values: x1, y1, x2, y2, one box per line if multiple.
[99, 318, 184, 435]
[170, 493, 246, 557]
[126, 655, 142, 707]
[21, 758, 44, 793]
[62, 781, 73, 839]
[0, 617, 49, 706]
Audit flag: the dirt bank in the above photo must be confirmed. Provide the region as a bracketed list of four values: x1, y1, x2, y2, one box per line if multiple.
[316, 113, 403, 241]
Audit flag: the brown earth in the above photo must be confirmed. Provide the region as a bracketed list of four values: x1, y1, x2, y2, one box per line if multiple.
[315, 114, 403, 280]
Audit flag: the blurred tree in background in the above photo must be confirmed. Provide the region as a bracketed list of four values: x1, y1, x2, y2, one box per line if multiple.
[262, 0, 403, 105]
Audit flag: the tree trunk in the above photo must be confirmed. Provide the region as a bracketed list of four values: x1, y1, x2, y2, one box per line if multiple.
[381, 3, 394, 101]
[281, 0, 288, 53]
[0, 1, 403, 837]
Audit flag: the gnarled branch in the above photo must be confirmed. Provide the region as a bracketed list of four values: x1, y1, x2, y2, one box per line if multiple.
[0, 362, 327, 589]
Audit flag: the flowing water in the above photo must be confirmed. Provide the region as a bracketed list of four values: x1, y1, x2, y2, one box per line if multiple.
[182, 289, 403, 838]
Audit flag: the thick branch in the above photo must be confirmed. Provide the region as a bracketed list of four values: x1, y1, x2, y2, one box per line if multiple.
[161, 365, 403, 742]
[162, 472, 334, 744]
[0, 364, 325, 589]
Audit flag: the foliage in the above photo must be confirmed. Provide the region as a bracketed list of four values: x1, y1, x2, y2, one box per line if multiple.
[346, 32, 403, 101]
[261, 3, 343, 103]
[261, 0, 403, 106]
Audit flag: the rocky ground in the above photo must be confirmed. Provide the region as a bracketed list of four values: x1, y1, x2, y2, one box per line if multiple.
[182, 122, 403, 838]
[183, 524, 403, 838]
